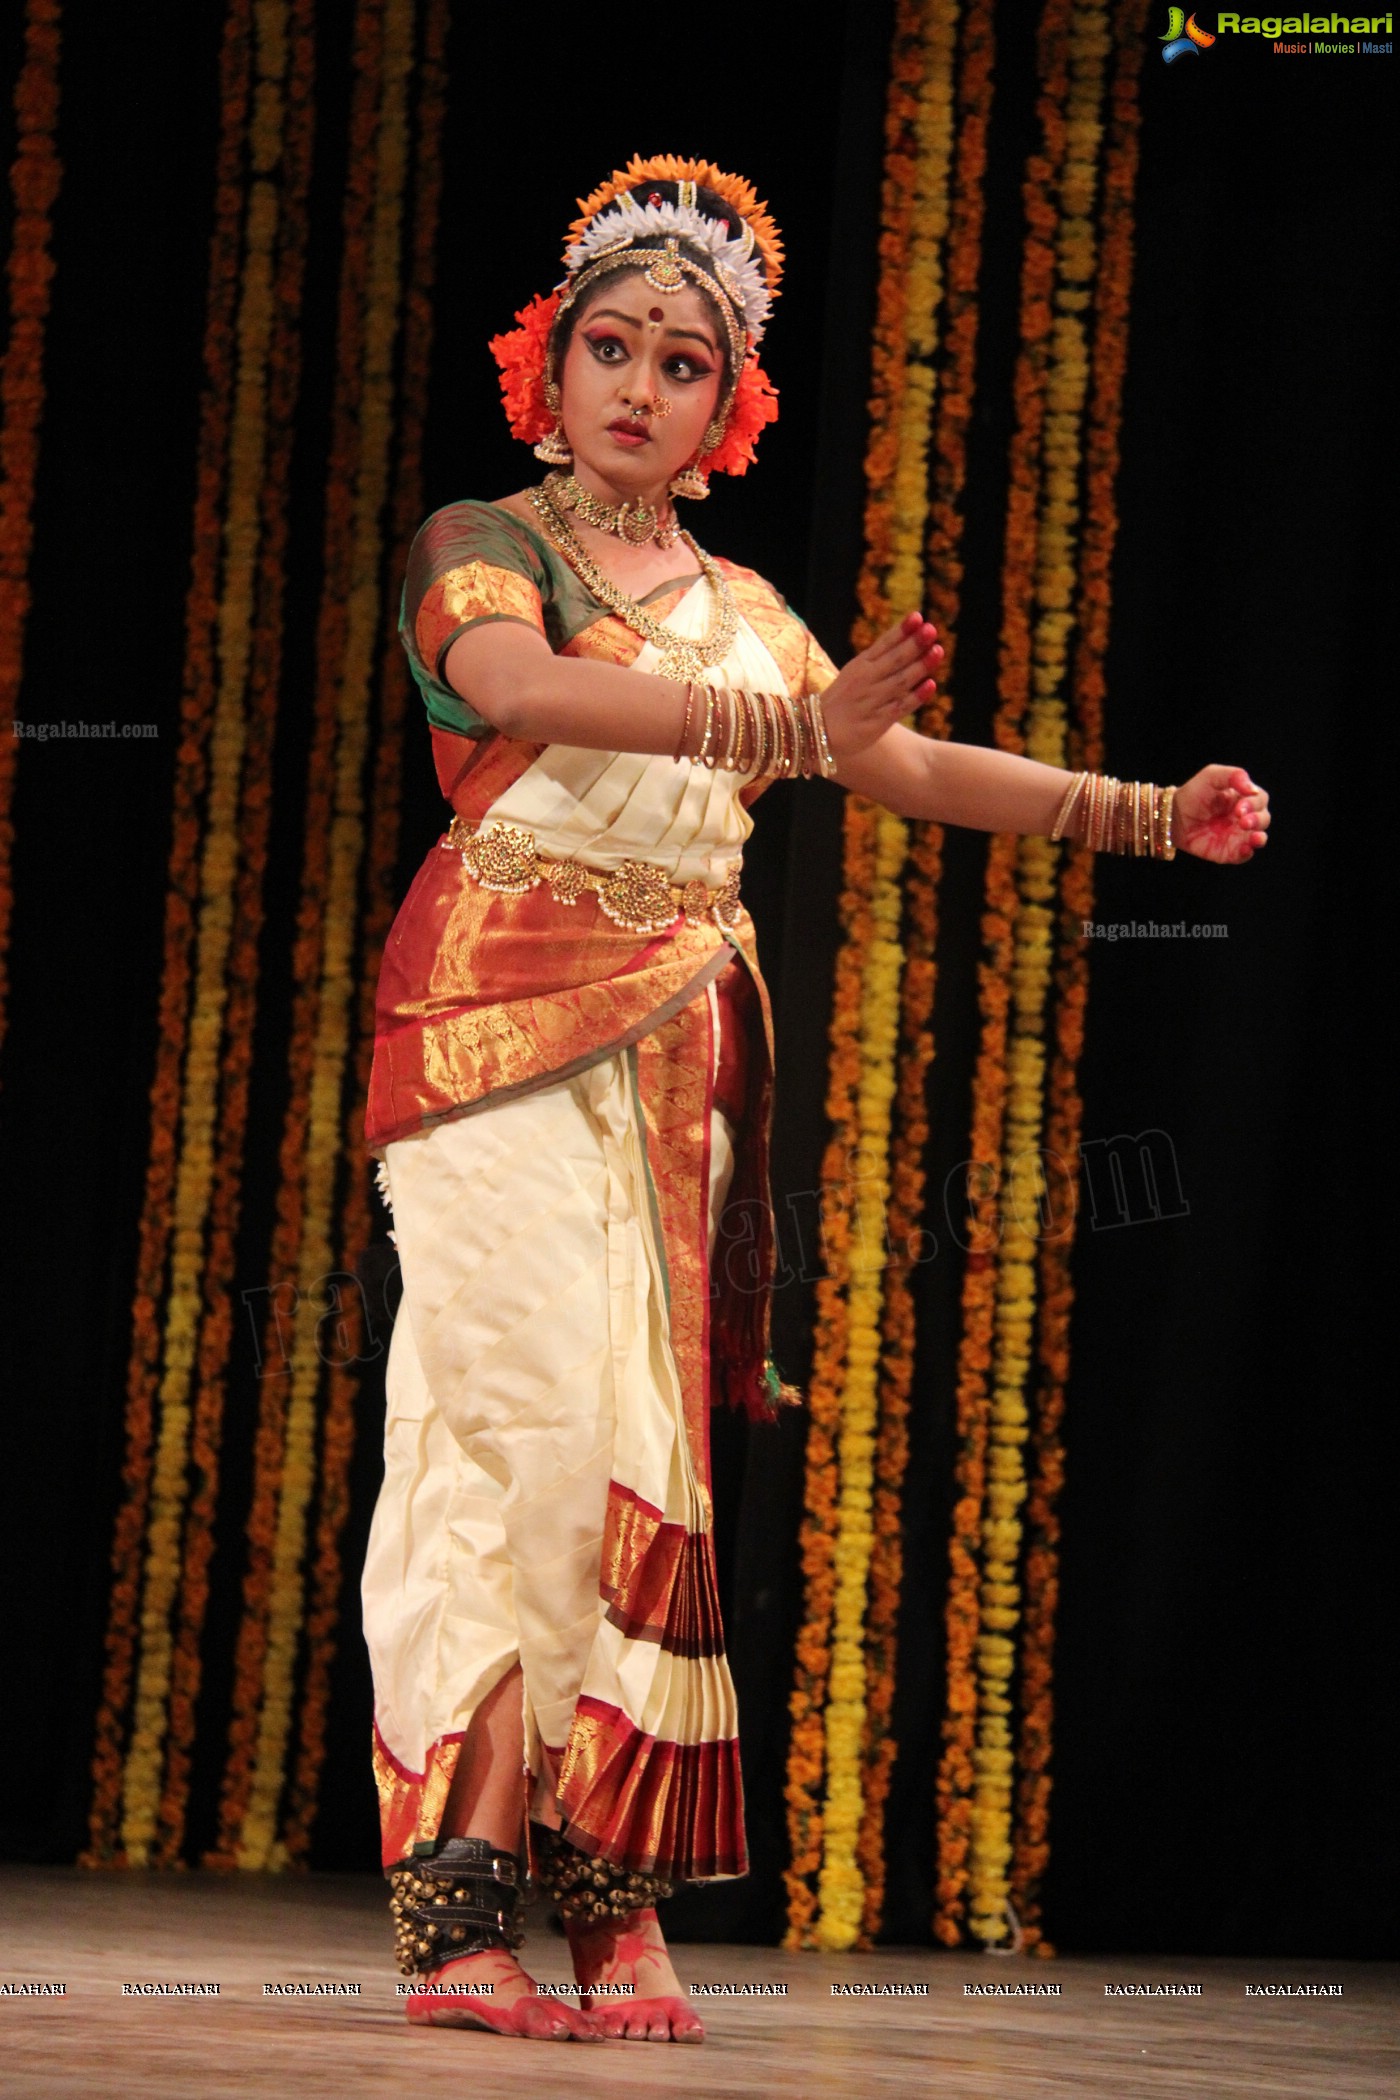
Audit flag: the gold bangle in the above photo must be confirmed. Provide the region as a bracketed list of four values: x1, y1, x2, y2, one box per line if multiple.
[753, 691, 771, 778]
[793, 694, 810, 778]
[674, 680, 695, 764]
[699, 685, 718, 767]
[1161, 784, 1177, 859]
[810, 689, 837, 778]
[1050, 770, 1089, 842]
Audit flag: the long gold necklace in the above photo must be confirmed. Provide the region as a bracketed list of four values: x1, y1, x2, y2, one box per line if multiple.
[526, 483, 736, 682]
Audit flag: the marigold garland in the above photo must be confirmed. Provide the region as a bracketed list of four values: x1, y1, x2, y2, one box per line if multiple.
[205, 0, 388, 1874]
[112, 0, 309, 1870]
[281, 0, 451, 1868]
[0, 0, 62, 1078]
[785, 0, 964, 1953]
[154, 0, 317, 1870]
[215, 0, 417, 1871]
[1010, 0, 1149, 1954]
[83, 0, 252, 1869]
[936, 0, 1118, 1950]
[858, 0, 996, 1947]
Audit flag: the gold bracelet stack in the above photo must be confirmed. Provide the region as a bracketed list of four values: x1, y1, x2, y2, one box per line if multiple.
[1051, 770, 1177, 859]
[672, 680, 837, 781]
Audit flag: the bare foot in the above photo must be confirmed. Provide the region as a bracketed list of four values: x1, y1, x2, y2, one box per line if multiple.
[565, 1905, 704, 2042]
[405, 1945, 597, 2040]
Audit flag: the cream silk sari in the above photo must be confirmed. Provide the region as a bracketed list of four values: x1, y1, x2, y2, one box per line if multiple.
[362, 579, 793, 1881]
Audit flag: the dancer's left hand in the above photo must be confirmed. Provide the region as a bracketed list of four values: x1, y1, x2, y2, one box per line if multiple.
[1175, 765, 1271, 864]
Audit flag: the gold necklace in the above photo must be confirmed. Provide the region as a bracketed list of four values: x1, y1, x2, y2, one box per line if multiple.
[527, 484, 736, 682]
[544, 470, 682, 550]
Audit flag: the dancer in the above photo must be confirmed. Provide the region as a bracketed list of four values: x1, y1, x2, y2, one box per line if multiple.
[360, 155, 1269, 2044]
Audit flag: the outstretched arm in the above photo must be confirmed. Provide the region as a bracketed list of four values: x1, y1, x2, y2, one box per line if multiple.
[836, 722, 1270, 864]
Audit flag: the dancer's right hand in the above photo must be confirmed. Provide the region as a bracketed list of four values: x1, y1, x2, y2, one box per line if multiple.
[821, 611, 944, 766]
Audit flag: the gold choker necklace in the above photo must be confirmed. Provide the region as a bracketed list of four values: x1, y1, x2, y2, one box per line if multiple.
[543, 471, 681, 550]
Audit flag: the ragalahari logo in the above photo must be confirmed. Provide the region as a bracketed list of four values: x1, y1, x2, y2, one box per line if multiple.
[1161, 7, 1218, 55]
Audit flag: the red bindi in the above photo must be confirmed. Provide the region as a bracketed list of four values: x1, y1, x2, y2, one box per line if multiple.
[648, 306, 664, 323]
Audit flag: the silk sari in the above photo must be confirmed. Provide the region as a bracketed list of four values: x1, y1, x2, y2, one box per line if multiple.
[361, 501, 835, 1882]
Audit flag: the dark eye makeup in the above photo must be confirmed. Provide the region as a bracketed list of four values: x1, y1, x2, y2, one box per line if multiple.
[582, 331, 714, 382]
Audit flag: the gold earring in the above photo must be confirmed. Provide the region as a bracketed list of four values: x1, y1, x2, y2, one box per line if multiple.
[533, 416, 572, 464]
[701, 418, 727, 453]
[533, 373, 571, 463]
[669, 461, 710, 501]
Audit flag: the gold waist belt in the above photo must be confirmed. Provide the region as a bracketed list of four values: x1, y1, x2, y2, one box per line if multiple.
[442, 814, 743, 936]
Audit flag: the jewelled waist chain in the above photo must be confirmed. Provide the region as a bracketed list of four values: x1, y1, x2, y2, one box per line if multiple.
[442, 813, 743, 936]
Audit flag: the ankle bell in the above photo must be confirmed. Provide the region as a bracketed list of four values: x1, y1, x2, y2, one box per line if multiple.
[387, 1835, 527, 1977]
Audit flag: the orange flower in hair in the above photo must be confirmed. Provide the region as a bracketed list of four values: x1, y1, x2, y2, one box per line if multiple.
[487, 289, 560, 445]
[703, 354, 780, 479]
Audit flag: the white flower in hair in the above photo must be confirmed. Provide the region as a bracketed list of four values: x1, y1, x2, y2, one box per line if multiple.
[565, 195, 774, 344]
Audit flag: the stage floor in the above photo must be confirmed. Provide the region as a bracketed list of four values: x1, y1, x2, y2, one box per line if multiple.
[0, 1866, 1394, 2099]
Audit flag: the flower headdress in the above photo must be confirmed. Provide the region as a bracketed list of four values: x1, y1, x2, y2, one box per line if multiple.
[488, 155, 782, 487]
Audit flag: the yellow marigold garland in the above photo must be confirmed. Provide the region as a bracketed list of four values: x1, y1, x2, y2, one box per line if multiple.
[207, 0, 390, 1873]
[964, 0, 1113, 1950]
[0, 0, 62, 1075]
[283, 0, 450, 1863]
[1011, 0, 1149, 1954]
[85, 0, 307, 1869]
[83, 0, 252, 1869]
[858, 0, 997, 1946]
[785, 0, 962, 1953]
[156, 0, 317, 1870]
[217, 0, 416, 1871]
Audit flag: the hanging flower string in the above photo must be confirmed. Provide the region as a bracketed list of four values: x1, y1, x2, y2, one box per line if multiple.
[155, 0, 318, 1870]
[284, 0, 450, 1868]
[858, 0, 997, 1946]
[935, 0, 1073, 1945]
[217, 0, 417, 1872]
[1011, 0, 1149, 1954]
[0, 0, 63, 1071]
[786, 0, 963, 1953]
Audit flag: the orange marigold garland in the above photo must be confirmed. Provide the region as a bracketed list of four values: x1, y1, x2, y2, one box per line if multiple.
[219, 0, 418, 1871]
[113, 0, 314, 1871]
[209, 0, 395, 1871]
[154, 0, 317, 1870]
[0, 0, 62, 1075]
[83, 0, 251, 1869]
[1010, 0, 1150, 1954]
[283, 0, 450, 1864]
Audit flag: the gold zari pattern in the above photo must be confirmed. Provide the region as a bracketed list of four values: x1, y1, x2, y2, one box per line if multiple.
[444, 813, 742, 934]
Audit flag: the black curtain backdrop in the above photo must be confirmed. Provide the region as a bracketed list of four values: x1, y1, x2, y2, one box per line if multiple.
[0, 3, 1393, 1961]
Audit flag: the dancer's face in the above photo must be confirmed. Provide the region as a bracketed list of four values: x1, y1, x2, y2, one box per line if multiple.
[559, 274, 726, 501]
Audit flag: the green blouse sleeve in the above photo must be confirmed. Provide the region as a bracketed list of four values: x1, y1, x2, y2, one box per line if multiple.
[400, 500, 552, 739]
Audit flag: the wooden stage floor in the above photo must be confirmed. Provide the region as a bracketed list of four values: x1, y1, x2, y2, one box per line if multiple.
[1, 1866, 1394, 2099]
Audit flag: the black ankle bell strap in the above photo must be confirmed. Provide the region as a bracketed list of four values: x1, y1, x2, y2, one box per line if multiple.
[388, 1836, 526, 1977]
